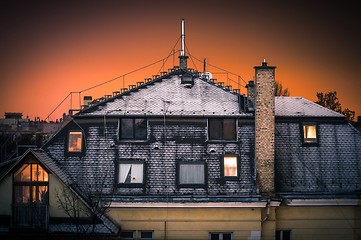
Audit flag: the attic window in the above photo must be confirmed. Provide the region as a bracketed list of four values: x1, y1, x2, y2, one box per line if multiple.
[120, 118, 147, 140]
[208, 119, 236, 141]
[14, 163, 48, 182]
[223, 156, 238, 178]
[68, 131, 83, 152]
[302, 123, 317, 144]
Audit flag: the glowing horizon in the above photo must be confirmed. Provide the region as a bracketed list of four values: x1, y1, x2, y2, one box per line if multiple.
[1, 1, 360, 120]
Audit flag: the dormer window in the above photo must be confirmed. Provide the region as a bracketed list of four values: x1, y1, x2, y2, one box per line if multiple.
[302, 123, 317, 144]
[208, 119, 236, 141]
[68, 131, 83, 152]
[120, 118, 147, 140]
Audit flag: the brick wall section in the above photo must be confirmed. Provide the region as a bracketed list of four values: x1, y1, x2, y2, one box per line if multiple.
[254, 62, 276, 194]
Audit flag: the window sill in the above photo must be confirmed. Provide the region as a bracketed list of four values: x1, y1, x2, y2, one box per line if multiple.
[178, 184, 207, 188]
[116, 183, 145, 188]
[65, 151, 85, 157]
[302, 142, 319, 147]
[222, 177, 239, 181]
[206, 140, 239, 143]
[118, 139, 148, 143]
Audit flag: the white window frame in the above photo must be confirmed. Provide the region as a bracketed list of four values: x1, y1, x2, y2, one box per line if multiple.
[117, 161, 145, 186]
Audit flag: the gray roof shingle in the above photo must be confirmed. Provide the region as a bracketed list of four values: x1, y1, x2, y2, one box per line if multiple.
[78, 75, 247, 117]
[76, 74, 344, 119]
[275, 97, 345, 118]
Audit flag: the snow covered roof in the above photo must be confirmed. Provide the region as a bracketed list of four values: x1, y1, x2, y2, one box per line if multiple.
[76, 72, 344, 119]
[78, 74, 249, 117]
[275, 96, 345, 118]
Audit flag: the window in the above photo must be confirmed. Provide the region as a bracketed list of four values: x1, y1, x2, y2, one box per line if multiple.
[13, 163, 49, 229]
[210, 232, 233, 240]
[209, 119, 236, 140]
[178, 162, 205, 186]
[140, 231, 154, 239]
[276, 230, 291, 240]
[118, 162, 145, 186]
[223, 156, 238, 178]
[120, 231, 135, 239]
[68, 131, 83, 152]
[120, 118, 147, 140]
[302, 123, 317, 144]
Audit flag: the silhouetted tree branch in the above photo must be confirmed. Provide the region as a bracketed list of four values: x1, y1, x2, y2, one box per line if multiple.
[315, 91, 355, 122]
[275, 81, 290, 96]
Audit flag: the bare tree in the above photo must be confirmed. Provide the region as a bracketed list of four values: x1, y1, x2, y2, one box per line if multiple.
[55, 171, 114, 239]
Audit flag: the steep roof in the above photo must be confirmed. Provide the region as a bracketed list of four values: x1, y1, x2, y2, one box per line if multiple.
[275, 97, 345, 118]
[0, 149, 120, 235]
[77, 73, 248, 117]
[75, 72, 344, 119]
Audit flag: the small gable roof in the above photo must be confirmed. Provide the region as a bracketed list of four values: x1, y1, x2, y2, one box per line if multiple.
[0, 148, 120, 235]
[0, 148, 71, 184]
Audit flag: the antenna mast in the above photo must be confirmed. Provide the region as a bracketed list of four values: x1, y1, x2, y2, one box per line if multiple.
[179, 18, 188, 70]
[181, 19, 185, 56]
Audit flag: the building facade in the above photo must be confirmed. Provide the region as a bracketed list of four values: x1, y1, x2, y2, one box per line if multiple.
[0, 47, 360, 239]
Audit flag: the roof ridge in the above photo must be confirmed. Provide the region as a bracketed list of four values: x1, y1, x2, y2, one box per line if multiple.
[77, 70, 182, 116]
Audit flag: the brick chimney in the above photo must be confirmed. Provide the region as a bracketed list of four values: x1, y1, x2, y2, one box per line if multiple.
[254, 59, 276, 194]
[246, 80, 256, 111]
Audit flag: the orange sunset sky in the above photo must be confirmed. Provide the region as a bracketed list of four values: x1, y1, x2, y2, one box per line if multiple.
[1, 0, 360, 121]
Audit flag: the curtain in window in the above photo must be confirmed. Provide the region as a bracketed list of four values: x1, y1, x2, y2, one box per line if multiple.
[119, 164, 143, 183]
[179, 164, 204, 184]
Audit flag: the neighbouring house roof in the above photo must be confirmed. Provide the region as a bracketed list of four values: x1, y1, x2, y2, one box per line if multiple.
[275, 96, 345, 118]
[0, 149, 120, 235]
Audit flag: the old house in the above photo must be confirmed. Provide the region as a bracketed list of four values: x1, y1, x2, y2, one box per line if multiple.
[0, 20, 360, 240]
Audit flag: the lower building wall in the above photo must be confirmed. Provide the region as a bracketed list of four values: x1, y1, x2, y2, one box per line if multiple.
[107, 205, 361, 240]
[275, 206, 361, 240]
[108, 207, 262, 240]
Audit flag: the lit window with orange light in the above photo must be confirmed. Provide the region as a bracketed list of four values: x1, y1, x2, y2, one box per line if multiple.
[303, 123, 317, 144]
[14, 163, 48, 204]
[223, 156, 238, 178]
[68, 131, 83, 152]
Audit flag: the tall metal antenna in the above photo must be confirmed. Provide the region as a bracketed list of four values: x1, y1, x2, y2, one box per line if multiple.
[181, 18, 185, 56]
[179, 18, 188, 70]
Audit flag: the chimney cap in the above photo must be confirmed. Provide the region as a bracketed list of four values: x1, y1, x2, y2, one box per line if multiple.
[262, 59, 267, 66]
[246, 80, 255, 88]
[254, 59, 276, 69]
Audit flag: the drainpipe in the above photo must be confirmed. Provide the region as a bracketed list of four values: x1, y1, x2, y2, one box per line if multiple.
[261, 199, 271, 223]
